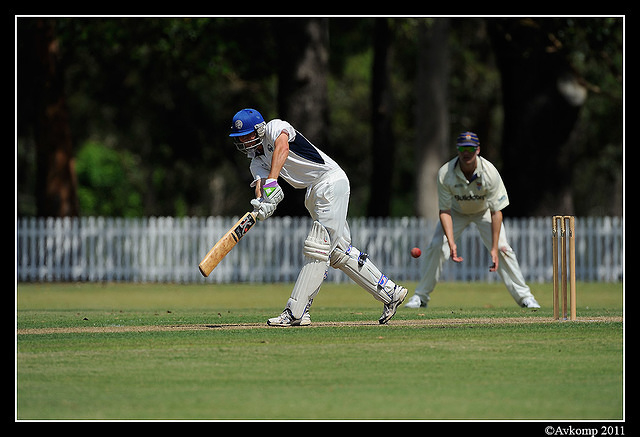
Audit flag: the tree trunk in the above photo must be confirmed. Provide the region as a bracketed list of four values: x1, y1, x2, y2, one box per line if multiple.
[415, 18, 451, 219]
[275, 18, 330, 216]
[367, 18, 394, 217]
[29, 19, 79, 217]
[487, 18, 585, 216]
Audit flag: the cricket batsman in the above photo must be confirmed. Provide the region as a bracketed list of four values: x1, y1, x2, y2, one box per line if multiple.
[229, 108, 408, 326]
[404, 131, 540, 309]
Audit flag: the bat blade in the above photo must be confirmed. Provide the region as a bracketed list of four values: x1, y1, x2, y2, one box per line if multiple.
[198, 211, 257, 277]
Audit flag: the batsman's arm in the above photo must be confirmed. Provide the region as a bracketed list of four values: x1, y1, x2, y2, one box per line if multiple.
[267, 132, 289, 180]
[254, 177, 263, 199]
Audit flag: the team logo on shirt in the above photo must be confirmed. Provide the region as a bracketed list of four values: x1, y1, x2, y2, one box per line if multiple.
[455, 194, 486, 201]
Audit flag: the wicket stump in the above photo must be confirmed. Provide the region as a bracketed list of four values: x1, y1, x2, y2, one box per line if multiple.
[552, 215, 576, 320]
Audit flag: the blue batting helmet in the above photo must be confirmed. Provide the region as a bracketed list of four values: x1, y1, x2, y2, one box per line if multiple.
[229, 108, 266, 153]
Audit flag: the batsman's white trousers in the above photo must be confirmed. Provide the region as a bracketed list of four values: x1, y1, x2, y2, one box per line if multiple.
[304, 168, 352, 251]
[415, 209, 535, 306]
[300, 168, 399, 306]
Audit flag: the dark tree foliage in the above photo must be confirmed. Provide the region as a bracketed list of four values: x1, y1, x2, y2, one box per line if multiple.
[16, 17, 623, 218]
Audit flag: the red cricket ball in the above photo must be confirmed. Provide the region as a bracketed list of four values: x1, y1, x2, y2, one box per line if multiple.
[411, 247, 421, 258]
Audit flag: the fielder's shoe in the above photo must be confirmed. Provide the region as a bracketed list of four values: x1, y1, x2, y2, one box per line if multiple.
[267, 308, 311, 327]
[379, 285, 408, 324]
[404, 294, 427, 308]
[522, 297, 541, 309]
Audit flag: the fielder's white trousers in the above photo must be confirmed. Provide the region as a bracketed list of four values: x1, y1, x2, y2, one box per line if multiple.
[415, 209, 535, 306]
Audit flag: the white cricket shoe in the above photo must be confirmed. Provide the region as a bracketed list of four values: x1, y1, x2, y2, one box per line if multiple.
[522, 297, 541, 309]
[267, 308, 311, 327]
[404, 294, 427, 308]
[379, 285, 408, 324]
[298, 311, 311, 326]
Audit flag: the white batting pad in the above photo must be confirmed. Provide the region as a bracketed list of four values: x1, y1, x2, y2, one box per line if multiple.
[330, 244, 395, 304]
[286, 221, 331, 319]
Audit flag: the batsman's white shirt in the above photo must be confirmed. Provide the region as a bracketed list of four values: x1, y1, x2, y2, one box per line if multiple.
[438, 155, 510, 214]
[249, 119, 340, 189]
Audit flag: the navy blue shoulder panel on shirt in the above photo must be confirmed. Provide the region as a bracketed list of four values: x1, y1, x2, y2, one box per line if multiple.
[289, 130, 325, 164]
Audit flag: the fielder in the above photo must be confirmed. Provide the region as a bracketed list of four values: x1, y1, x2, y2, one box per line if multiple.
[229, 108, 408, 326]
[405, 131, 540, 309]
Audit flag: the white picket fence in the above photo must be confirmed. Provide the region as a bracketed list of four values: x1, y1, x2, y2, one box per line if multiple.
[16, 216, 624, 284]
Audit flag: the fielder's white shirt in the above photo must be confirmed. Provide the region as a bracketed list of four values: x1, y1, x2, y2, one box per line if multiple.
[249, 119, 341, 189]
[438, 155, 509, 215]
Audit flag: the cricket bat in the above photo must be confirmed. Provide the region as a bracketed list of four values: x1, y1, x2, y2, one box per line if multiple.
[198, 211, 257, 277]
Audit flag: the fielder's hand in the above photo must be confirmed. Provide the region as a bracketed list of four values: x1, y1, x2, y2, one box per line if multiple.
[251, 198, 276, 221]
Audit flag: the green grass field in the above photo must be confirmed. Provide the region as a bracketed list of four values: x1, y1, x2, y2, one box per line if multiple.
[16, 281, 624, 421]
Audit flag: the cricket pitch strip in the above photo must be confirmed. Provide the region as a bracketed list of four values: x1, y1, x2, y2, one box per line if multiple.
[17, 316, 623, 335]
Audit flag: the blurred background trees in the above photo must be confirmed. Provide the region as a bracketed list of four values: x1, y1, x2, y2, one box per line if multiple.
[16, 16, 623, 219]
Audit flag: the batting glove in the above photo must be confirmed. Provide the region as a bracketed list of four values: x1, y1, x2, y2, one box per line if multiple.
[263, 178, 284, 205]
[251, 198, 277, 221]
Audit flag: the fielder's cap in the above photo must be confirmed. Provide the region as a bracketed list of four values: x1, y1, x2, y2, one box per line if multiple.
[456, 131, 480, 147]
